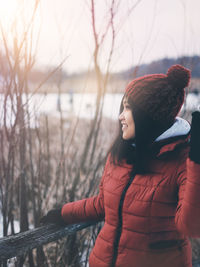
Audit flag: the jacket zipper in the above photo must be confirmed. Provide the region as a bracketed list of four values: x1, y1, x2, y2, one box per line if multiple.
[111, 172, 136, 267]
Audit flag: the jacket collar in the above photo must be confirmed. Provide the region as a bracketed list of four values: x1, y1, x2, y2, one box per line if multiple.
[153, 117, 191, 157]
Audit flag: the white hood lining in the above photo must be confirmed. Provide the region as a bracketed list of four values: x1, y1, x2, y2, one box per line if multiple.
[155, 117, 191, 142]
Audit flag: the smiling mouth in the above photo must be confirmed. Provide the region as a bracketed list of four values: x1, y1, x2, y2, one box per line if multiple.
[122, 124, 128, 130]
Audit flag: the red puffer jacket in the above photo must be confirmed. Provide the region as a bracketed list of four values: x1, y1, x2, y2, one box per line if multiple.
[62, 123, 200, 267]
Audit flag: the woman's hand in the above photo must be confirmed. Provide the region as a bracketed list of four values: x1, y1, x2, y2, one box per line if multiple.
[189, 111, 200, 164]
[40, 208, 66, 226]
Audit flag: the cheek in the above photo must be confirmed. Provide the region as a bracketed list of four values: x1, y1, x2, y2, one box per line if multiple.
[128, 112, 135, 135]
[130, 123, 135, 135]
[127, 112, 134, 126]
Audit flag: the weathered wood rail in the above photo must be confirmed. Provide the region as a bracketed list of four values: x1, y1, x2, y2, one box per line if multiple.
[1, 222, 200, 267]
[0, 221, 96, 261]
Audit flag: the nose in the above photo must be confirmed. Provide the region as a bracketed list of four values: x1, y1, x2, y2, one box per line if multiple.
[119, 111, 124, 121]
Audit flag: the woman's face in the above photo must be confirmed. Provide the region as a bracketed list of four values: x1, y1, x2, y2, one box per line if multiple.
[119, 98, 135, 140]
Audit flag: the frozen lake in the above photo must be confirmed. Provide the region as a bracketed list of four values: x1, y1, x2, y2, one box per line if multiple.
[22, 92, 200, 118]
[0, 93, 200, 126]
[29, 93, 124, 120]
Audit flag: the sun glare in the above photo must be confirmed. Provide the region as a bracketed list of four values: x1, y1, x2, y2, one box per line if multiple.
[0, 0, 41, 52]
[0, 0, 18, 28]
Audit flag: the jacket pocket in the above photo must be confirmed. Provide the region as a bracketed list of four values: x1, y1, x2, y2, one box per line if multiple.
[149, 239, 185, 251]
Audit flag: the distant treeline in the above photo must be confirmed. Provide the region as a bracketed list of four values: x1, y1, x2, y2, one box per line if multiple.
[20, 55, 200, 83]
[1, 54, 199, 86]
[116, 55, 200, 80]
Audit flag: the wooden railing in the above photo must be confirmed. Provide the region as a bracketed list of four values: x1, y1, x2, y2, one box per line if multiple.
[0, 222, 200, 267]
[0, 222, 96, 261]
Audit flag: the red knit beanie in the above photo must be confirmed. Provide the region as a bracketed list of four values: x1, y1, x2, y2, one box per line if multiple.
[125, 64, 191, 128]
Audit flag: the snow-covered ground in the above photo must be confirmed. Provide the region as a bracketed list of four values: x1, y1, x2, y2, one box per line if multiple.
[0, 215, 20, 237]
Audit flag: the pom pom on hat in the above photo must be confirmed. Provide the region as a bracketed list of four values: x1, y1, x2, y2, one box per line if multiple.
[167, 64, 191, 89]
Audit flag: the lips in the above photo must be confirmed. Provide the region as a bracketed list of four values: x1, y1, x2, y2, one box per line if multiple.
[122, 123, 128, 131]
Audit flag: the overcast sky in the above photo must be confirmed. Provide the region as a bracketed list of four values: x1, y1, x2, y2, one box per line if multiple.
[0, 0, 200, 74]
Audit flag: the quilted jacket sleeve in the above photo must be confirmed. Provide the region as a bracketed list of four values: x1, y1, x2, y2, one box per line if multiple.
[175, 155, 200, 237]
[61, 156, 110, 224]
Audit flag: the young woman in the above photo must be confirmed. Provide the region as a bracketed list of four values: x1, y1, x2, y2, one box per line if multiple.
[41, 64, 200, 267]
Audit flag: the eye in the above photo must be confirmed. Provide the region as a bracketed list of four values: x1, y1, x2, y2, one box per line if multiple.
[124, 104, 131, 110]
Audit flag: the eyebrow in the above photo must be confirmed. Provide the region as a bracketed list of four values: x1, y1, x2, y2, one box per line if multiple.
[123, 99, 129, 105]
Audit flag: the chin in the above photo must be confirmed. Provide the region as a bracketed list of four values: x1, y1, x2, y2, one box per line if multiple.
[122, 135, 129, 140]
[122, 134, 135, 140]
